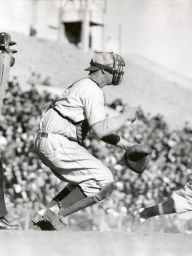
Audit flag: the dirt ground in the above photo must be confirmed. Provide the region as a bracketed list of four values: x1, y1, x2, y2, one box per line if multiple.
[0, 231, 191, 256]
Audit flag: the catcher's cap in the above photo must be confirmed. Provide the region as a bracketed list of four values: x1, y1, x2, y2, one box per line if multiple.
[0, 32, 16, 46]
[85, 52, 114, 71]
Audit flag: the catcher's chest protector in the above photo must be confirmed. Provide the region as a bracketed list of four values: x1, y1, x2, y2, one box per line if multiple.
[0, 51, 11, 114]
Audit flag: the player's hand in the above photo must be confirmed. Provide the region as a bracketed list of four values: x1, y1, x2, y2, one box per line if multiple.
[123, 104, 137, 122]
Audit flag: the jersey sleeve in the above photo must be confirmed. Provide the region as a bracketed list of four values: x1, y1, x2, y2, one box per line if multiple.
[81, 82, 106, 126]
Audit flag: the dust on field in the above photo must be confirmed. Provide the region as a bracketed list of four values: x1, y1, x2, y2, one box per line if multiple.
[0, 231, 191, 256]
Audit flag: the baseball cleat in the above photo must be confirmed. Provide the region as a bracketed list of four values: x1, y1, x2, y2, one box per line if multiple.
[43, 209, 67, 231]
[0, 217, 19, 230]
[31, 209, 67, 231]
[31, 212, 55, 231]
[131, 208, 146, 231]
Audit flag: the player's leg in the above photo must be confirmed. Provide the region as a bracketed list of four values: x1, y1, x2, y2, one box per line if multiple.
[32, 183, 115, 231]
[33, 182, 114, 229]
[47, 137, 115, 219]
[140, 198, 176, 219]
[132, 182, 192, 231]
[32, 133, 114, 230]
[0, 159, 8, 218]
[31, 134, 69, 230]
[132, 198, 175, 231]
[0, 158, 19, 230]
[47, 181, 115, 216]
[32, 185, 75, 230]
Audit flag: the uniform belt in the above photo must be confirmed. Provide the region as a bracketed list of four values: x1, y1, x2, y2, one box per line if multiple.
[38, 131, 78, 143]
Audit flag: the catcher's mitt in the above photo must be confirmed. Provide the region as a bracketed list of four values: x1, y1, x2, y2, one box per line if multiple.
[124, 144, 152, 173]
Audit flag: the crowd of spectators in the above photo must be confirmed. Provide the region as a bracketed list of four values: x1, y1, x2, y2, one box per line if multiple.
[1, 78, 192, 231]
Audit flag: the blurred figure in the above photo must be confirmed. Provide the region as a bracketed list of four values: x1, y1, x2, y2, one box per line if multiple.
[27, 72, 37, 86]
[0, 32, 19, 230]
[132, 182, 192, 231]
[42, 76, 52, 86]
[28, 72, 42, 86]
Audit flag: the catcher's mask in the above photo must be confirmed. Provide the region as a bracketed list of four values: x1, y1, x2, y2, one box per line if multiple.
[85, 52, 125, 86]
[0, 32, 17, 67]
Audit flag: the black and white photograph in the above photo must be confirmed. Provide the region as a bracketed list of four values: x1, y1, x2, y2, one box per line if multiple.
[0, 0, 192, 255]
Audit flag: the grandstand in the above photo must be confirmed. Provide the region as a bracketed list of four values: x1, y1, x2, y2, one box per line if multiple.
[0, 78, 192, 234]
[8, 31, 192, 129]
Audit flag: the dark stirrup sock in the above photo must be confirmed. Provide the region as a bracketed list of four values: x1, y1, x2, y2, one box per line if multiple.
[0, 159, 8, 217]
[160, 198, 176, 214]
[140, 198, 176, 219]
[59, 186, 87, 209]
[46, 186, 86, 210]
[46, 187, 71, 208]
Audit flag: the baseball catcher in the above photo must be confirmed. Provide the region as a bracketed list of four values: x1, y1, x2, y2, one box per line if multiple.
[0, 32, 19, 230]
[31, 52, 151, 230]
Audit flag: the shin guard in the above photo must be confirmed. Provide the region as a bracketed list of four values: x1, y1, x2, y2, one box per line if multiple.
[59, 182, 115, 217]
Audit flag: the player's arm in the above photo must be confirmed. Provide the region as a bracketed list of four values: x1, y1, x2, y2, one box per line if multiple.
[82, 84, 137, 145]
[90, 104, 137, 141]
[101, 134, 134, 149]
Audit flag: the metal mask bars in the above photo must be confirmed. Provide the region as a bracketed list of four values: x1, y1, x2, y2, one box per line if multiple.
[111, 53, 125, 85]
[90, 52, 125, 85]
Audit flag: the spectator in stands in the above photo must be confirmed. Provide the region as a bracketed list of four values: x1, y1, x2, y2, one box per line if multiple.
[1, 74, 192, 232]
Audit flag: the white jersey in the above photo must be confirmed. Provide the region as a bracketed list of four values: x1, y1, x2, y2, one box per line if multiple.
[0, 51, 11, 115]
[36, 78, 113, 197]
[39, 77, 106, 137]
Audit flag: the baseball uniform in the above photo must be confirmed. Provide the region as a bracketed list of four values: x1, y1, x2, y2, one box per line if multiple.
[0, 50, 11, 217]
[34, 77, 114, 197]
[172, 182, 192, 213]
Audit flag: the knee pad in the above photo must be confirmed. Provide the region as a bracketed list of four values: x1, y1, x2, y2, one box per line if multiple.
[92, 181, 115, 202]
[59, 182, 115, 217]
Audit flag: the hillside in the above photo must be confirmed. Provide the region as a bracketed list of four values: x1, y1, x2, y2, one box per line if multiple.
[104, 55, 192, 129]
[9, 32, 192, 129]
[10, 32, 93, 88]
